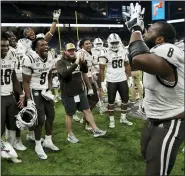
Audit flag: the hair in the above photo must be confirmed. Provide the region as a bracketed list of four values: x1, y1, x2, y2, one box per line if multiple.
[5, 31, 15, 38]
[32, 37, 45, 51]
[79, 38, 90, 48]
[23, 27, 32, 38]
[1, 32, 9, 41]
[156, 21, 176, 44]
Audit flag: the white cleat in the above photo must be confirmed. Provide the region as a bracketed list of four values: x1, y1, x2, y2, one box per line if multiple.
[11, 157, 22, 163]
[109, 120, 115, 128]
[80, 118, 84, 124]
[120, 114, 133, 126]
[35, 145, 47, 160]
[14, 140, 27, 151]
[42, 140, 59, 151]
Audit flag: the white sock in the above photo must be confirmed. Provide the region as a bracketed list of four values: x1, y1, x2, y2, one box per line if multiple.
[45, 135, 52, 140]
[109, 116, 114, 121]
[7, 130, 16, 145]
[35, 140, 42, 148]
[121, 113, 126, 119]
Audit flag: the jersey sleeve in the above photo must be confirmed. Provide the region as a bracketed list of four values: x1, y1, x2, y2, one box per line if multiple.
[150, 44, 180, 67]
[22, 55, 33, 75]
[99, 48, 107, 65]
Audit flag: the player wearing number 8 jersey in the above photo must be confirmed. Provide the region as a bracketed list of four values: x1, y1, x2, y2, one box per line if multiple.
[99, 33, 133, 128]
[22, 37, 59, 160]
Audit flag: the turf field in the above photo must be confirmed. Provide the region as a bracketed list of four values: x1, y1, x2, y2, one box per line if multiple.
[2, 102, 184, 175]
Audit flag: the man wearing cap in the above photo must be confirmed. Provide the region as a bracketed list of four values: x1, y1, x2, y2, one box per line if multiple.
[56, 43, 106, 143]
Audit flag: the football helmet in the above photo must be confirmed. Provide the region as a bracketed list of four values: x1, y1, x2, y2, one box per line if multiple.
[93, 38, 103, 49]
[16, 106, 37, 130]
[107, 33, 120, 51]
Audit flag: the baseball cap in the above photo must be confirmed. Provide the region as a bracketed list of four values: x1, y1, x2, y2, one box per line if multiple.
[65, 43, 76, 50]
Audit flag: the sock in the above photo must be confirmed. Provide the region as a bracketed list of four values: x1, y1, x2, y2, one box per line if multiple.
[45, 135, 52, 140]
[109, 116, 114, 121]
[35, 140, 42, 148]
[121, 113, 126, 119]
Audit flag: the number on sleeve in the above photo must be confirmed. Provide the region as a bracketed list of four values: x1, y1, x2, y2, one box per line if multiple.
[167, 48, 174, 58]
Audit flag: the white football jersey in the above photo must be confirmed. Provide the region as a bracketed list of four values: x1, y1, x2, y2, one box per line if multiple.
[143, 43, 184, 119]
[175, 40, 184, 51]
[22, 51, 54, 90]
[99, 47, 128, 82]
[1, 49, 17, 96]
[91, 47, 107, 73]
[77, 48, 94, 77]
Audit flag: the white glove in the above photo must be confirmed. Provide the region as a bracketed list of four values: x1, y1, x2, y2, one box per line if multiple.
[53, 9, 61, 21]
[27, 99, 36, 107]
[101, 82, 107, 93]
[88, 89, 94, 96]
[123, 3, 145, 32]
[41, 90, 54, 101]
[128, 77, 134, 88]
[36, 33, 45, 39]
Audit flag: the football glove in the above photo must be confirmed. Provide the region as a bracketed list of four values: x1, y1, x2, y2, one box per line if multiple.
[101, 82, 107, 93]
[124, 3, 145, 33]
[53, 9, 61, 21]
[41, 90, 54, 101]
[88, 89, 94, 96]
[128, 77, 134, 88]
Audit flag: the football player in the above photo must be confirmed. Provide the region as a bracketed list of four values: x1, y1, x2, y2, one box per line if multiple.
[91, 38, 107, 114]
[99, 33, 134, 128]
[125, 3, 184, 175]
[1, 33, 24, 163]
[18, 10, 61, 141]
[22, 37, 59, 160]
[77, 39, 100, 129]
[5, 30, 27, 151]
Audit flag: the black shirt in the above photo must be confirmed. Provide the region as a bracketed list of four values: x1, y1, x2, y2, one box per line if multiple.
[57, 58, 88, 97]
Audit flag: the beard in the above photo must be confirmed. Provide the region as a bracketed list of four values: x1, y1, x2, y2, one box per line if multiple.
[144, 37, 156, 49]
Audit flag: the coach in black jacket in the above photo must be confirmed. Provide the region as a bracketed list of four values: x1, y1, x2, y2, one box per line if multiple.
[56, 43, 106, 143]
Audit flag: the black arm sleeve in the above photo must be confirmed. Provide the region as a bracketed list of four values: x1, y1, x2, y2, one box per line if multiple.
[80, 61, 88, 73]
[56, 60, 78, 79]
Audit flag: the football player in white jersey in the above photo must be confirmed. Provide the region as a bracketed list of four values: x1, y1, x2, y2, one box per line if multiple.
[17, 9, 61, 56]
[1, 33, 25, 163]
[99, 33, 134, 128]
[125, 3, 184, 175]
[77, 39, 100, 129]
[5, 31, 27, 151]
[91, 38, 107, 114]
[22, 37, 59, 160]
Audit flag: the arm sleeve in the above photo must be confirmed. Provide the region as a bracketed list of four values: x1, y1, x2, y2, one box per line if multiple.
[22, 55, 33, 75]
[99, 49, 107, 65]
[56, 59, 78, 79]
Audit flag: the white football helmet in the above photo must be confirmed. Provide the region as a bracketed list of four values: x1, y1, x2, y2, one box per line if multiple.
[16, 106, 37, 130]
[107, 33, 120, 51]
[1, 140, 18, 159]
[93, 38, 103, 49]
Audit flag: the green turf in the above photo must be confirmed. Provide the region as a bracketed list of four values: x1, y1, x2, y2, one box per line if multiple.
[2, 102, 184, 175]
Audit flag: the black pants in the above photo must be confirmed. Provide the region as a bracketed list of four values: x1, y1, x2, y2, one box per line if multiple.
[107, 81, 129, 104]
[141, 118, 185, 176]
[31, 89, 55, 126]
[1, 95, 17, 135]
